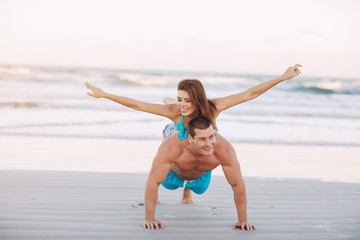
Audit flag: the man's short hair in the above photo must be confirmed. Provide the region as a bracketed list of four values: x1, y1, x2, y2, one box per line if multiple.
[188, 116, 212, 138]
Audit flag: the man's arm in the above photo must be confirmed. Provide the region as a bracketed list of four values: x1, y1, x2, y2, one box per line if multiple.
[213, 64, 302, 112]
[220, 143, 256, 231]
[143, 141, 173, 229]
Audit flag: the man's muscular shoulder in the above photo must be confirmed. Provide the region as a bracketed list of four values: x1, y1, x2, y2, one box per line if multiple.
[159, 134, 184, 157]
[214, 134, 236, 162]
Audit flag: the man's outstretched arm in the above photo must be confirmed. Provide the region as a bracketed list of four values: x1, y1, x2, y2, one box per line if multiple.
[143, 142, 172, 229]
[221, 144, 256, 231]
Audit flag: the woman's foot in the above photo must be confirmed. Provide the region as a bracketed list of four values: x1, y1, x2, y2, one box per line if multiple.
[181, 188, 194, 204]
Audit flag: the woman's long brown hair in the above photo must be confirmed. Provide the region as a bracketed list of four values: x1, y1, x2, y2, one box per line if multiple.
[178, 79, 218, 131]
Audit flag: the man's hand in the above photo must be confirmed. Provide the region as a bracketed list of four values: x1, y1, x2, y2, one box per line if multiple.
[232, 220, 256, 231]
[143, 219, 164, 230]
[84, 82, 106, 98]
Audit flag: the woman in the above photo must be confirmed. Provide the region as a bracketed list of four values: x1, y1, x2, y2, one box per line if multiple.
[84, 64, 302, 140]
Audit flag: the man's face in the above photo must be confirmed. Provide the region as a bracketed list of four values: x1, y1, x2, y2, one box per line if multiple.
[177, 90, 196, 116]
[188, 126, 216, 156]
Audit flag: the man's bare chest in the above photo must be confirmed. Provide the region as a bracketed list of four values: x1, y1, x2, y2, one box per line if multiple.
[175, 153, 221, 173]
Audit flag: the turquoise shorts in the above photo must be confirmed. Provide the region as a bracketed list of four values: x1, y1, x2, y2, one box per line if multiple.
[161, 170, 212, 194]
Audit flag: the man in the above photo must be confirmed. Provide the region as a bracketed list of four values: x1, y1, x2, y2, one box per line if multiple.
[143, 116, 256, 231]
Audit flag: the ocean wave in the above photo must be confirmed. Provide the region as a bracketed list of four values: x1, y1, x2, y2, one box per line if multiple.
[311, 79, 343, 90]
[294, 86, 360, 95]
[198, 76, 260, 85]
[0, 66, 31, 75]
[296, 86, 337, 94]
[0, 101, 94, 110]
[117, 73, 177, 87]
[116, 72, 261, 88]
[0, 102, 39, 108]
[115, 72, 360, 95]
[291, 78, 360, 95]
[4, 65, 359, 96]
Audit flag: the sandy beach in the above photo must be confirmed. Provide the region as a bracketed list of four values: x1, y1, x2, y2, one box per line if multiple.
[1, 0, 359, 239]
[0, 170, 359, 240]
[0, 135, 360, 239]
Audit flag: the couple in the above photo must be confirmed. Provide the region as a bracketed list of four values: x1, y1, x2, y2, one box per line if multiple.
[85, 64, 302, 231]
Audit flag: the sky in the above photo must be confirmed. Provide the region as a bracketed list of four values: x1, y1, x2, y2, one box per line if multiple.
[0, 0, 359, 78]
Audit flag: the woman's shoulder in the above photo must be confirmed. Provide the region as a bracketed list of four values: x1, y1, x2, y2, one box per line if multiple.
[165, 104, 182, 122]
[208, 99, 221, 118]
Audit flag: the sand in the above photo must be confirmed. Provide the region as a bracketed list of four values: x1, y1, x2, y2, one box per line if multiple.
[0, 135, 360, 239]
[0, 170, 359, 240]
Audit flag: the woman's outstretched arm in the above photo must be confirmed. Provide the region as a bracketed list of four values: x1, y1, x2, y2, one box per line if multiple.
[213, 64, 302, 112]
[84, 82, 178, 119]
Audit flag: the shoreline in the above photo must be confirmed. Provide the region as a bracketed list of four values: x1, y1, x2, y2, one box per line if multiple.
[1, 132, 359, 148]
[2, 133, 359, 147]
[1, 134, 360, 183]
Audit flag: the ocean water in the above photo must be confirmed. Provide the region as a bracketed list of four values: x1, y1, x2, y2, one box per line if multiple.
[1, 65, 359, 146]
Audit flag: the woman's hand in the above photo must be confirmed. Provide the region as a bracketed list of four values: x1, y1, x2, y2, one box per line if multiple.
[84, 82, 106, 98]
[280, 64, 302, 80]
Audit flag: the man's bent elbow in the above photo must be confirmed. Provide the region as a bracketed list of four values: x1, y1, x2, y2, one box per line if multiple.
[231, 182, 246, 195]
[145, 178, 161, 191]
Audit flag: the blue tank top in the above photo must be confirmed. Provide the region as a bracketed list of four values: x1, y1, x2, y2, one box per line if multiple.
[174, 115, 188, 140]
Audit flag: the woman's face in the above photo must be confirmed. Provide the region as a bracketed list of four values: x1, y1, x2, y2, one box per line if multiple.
[177, 90, 196, 116]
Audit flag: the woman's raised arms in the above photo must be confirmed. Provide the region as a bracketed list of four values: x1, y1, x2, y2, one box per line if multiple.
[213, 64, 302, 112]
[84, 82, 179, 120]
